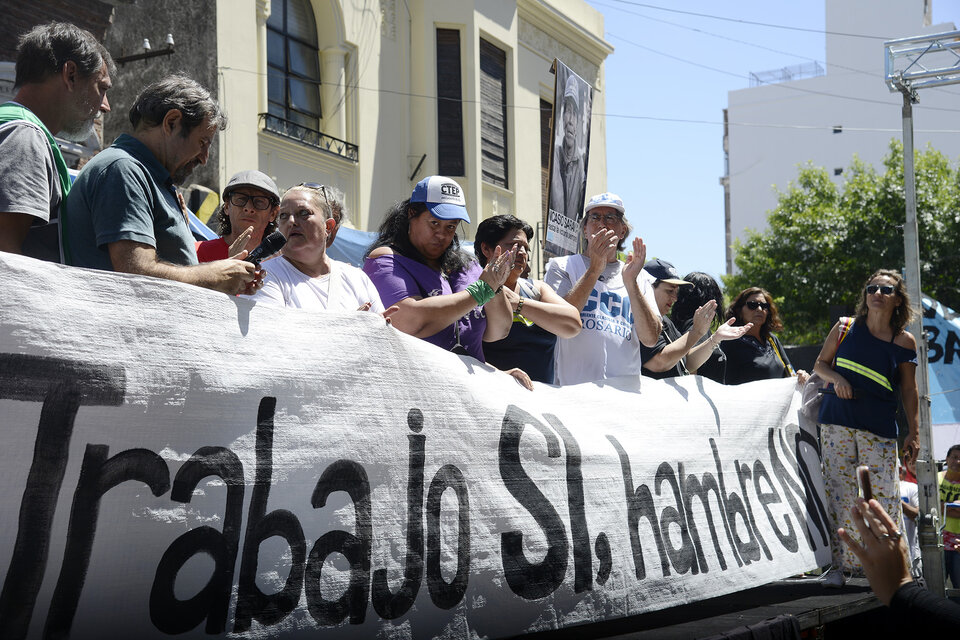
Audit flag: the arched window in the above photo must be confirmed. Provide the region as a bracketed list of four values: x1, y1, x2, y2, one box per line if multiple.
[267, 0, 322, 130]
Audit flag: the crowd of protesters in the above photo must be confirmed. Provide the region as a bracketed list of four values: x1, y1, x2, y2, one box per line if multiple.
[2, 21, 959, 621]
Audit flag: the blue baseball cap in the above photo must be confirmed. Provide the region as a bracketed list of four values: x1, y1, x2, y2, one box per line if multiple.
[411, 176, 471, 223]
[643, 258, 691, 285]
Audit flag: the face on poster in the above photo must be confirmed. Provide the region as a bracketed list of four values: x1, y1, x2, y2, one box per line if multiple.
[546, 61, 593, 257]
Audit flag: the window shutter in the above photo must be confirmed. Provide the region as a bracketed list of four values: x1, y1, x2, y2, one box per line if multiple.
[479, 39, 508, 189]
[437, 29, 465, 176]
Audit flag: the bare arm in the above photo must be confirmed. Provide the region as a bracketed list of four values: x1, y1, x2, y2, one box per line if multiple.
[896, 329, 920, 458]
[388, 291, 487, 338]
[0, 212, 35, 254]
[622, 237, 661, 347]
[376, 245, 517, 340]
[481, 286, 513, 342]
[480, 244, 522, 342]
[687, 317, 754, 374]
[502, 281, 582, 339]
[901, 498, 919, 522]
[812, 321, 854, 398]
[107, 240, 258, 295]
[644, 301, 717, 373]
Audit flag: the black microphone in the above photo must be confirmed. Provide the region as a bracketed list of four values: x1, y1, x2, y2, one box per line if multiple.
[245, 230, 286, 266]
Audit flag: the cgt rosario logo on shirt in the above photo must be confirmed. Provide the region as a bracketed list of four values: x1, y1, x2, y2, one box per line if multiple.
[582, 290, 633, 339]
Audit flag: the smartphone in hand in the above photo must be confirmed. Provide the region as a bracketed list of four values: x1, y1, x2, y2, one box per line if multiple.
[857, 465, 872, 500]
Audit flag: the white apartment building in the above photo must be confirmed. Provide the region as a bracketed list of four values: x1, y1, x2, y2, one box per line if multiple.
[722, 0, 959, 273]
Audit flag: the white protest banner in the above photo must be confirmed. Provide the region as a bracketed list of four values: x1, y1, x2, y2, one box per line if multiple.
[0, 254, 831, 639]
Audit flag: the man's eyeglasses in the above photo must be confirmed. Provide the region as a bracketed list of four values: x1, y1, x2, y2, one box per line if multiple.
[745, 300, 770, 311]
[586, 212, 623, 225]
[866, 284, 895, 296]
[227, 192, 274, 211]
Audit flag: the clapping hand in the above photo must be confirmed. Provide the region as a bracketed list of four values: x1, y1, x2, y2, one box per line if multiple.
[712, 318, 752, 342]
[691, 300, 718, 337]
[479, 244, 517, 292]
[588, 228, 621, 267]
[622, 237, 647, 281]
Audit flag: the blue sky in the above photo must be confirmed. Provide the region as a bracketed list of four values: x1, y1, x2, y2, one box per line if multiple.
[589, 0, 960, 282]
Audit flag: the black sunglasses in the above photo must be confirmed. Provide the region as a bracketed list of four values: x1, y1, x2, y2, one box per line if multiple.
[866, 284, 896, 296]
[226, 192, 274, 210]
[745, 300, 770, 311]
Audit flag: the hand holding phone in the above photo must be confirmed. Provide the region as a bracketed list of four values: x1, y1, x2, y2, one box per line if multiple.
[857, 465, 873, 501]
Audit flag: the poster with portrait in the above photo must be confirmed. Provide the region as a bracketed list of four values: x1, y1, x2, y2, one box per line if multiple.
[923, 294, 960, 457]
[545, 60, 593, 258]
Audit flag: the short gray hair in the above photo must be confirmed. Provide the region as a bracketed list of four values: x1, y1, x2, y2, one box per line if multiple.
[323, 185, 349, 229]
[129, 74, 227, 134]
[15, 22, 115, 88]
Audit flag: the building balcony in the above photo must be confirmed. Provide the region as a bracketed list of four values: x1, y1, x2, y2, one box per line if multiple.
[259, 113, 358, 163]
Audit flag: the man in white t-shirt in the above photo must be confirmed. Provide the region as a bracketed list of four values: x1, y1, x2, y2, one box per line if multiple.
[543, 192, 660, 385]
[899, 457, 922, 576]
[247, 184, 383, 312]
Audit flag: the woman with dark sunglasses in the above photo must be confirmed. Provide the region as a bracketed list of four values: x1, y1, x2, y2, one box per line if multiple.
[720, 286, 808, 386]
[812, 269, 920, 587]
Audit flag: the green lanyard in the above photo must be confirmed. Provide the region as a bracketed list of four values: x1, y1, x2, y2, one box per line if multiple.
[0, 102, 72, 197]
[0, 102, 74, 262]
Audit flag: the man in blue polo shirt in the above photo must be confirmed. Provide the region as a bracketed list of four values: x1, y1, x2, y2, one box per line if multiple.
[64, 74, 259, 295]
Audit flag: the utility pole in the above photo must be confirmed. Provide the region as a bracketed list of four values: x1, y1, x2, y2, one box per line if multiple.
[884, 29, 960, 598]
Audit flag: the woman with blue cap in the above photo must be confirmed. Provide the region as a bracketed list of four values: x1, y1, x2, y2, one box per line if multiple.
[364, 176, 517, 368]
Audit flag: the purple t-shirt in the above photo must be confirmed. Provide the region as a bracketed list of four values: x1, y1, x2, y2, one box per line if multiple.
[363, 253, 487, 361]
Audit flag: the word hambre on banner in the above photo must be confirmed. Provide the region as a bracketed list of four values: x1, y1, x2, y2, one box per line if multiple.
[0, 254, 830, 639]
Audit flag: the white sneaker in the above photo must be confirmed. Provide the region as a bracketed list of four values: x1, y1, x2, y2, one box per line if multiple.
[821, 569, 846, 588]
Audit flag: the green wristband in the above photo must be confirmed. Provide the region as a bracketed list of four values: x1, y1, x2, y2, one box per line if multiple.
[466, 280, 497, 306]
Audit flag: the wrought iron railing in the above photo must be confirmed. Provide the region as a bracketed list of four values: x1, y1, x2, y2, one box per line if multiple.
[259, 113, 358, 162]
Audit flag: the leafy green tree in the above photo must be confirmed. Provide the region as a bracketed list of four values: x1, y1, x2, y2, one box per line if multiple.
[724, 140, 960, 345]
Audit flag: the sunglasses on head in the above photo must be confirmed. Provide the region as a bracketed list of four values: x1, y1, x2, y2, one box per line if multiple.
[866, 284, 895, 296]
[745, 300, 770, 311]
[298, 182, 331, 207]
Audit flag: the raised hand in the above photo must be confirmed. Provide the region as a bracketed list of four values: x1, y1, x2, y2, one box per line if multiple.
[713, 317, 751, 342]
[838, 498, 912, 605]
[622, 236, 647, 281]
[587, 227, 620, 267]
[691, 300, 718, 337]
[479, 244, 517, 291]
[228, 226, 255, 258]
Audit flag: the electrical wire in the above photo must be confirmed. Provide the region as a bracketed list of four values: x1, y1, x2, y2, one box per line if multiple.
[595, 0, 890, 40]
[219, 65, 960, 133]
[607, 32, 960, 114]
